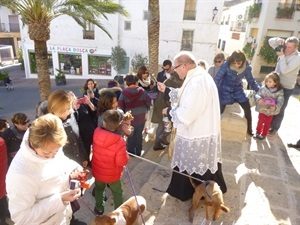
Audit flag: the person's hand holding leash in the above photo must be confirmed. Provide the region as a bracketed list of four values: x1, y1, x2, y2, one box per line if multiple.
[162, 107, 168, 115]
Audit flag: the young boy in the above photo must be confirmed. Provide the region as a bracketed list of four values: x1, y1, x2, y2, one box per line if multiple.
[118, 74, 151, 156]
[92, 109, 129, 215]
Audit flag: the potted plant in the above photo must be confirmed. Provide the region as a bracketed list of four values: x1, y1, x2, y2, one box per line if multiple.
[0, 70, 9, 86]
[247, 3, 261, 22]
[259, 37, 278, 64]
[55, 69, 66, 86]
[276, 6, 295, 19]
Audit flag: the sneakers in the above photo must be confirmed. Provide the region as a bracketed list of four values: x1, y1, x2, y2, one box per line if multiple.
[94, 206, 104, 216]
[268, 128, 277, 135]
[253, 134, 266, 140]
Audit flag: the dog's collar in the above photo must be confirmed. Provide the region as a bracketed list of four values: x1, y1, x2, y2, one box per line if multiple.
[204, 180, 212, 200]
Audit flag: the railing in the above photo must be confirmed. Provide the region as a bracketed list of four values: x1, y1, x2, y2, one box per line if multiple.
[276, 3, 295, 19]
[0, 23, 20, 32]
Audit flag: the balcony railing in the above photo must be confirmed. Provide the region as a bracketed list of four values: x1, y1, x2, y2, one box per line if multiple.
[0, 23, 20, 32]
[276, 3, 295, 19]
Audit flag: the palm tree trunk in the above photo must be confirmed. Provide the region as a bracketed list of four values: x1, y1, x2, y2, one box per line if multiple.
[148, 0, 160, 78]
[34, 40, 51, 100]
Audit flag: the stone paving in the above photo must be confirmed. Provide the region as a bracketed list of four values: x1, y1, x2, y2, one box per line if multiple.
[1, 66, 299, 225]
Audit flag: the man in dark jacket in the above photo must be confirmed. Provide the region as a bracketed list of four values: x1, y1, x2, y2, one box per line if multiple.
[151, 70, 183, 150]
[157, 59, 173, 83]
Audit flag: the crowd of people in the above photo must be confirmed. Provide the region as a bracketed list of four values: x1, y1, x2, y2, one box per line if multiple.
[0, 35, 299, 225]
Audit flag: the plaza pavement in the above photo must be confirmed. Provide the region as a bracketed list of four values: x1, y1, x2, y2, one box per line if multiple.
[0, 66, 299, 225]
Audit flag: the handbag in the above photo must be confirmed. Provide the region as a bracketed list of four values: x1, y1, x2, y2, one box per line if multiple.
[245, 90, 256, 108]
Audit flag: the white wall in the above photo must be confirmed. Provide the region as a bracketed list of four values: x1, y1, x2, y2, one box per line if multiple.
[0, 6, 12, 26]
[218, 0, 253, 58]
[20, 0, 225, 79]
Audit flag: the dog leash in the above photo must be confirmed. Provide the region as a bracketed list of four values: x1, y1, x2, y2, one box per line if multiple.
[127, 152, 208, 186]
[78, 152, 213, 219]
[79, 198, 97, 216]
[124, 166, 146, 225]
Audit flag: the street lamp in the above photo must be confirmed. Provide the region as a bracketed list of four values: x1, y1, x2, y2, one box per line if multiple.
[212, 7, 218, 21]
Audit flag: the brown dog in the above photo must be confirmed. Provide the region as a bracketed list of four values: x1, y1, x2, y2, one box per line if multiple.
[188, 179, 230, 222]
[90, 196, 146, 225]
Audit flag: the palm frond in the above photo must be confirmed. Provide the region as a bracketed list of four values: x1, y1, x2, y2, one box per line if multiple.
[0, 0, 128, 39]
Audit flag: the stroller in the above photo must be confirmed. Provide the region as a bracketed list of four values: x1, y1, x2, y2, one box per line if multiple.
[4, 76, 14, 90]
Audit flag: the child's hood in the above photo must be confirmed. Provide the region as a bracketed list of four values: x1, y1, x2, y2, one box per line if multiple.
[94, 127, 122, 148]
[122, 87, 145, 100]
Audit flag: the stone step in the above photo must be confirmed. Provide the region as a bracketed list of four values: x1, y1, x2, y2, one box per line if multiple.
[135, 153, 235, 225]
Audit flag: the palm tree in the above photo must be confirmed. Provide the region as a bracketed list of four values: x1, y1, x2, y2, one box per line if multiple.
[148, 0, 160, 78]
[0, 0, 127, 100]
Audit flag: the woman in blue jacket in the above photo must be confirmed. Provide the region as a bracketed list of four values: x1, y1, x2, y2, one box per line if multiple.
[214, 50, 260, 135]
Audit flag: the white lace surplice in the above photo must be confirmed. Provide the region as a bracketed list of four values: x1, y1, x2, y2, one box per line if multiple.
[169, 68, 222, 175]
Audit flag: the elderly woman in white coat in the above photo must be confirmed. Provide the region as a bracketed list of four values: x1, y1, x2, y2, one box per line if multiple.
[6, 114, 86, 225]
[158, 51, 227, 201]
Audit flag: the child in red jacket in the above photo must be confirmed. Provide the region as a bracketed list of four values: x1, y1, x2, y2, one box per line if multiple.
[92, 110, 129, 215]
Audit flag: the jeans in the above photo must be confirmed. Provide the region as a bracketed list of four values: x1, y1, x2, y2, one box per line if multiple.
[95, 179, 123, 211]
[270, 88, 294, 131]
[127, 123, 145, 156]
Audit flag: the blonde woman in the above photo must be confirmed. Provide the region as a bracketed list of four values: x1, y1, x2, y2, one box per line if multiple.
[6, 114, 85, 224]
[48, 90, 88, 167]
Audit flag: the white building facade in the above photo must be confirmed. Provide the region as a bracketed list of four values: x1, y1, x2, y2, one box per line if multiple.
[19, 0, 225, 79]
[218, 0, 300, 80]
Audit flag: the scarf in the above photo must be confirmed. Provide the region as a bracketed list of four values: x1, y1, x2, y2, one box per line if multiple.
[230, 62, 246, 74]
[138, 78, 151, 87]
